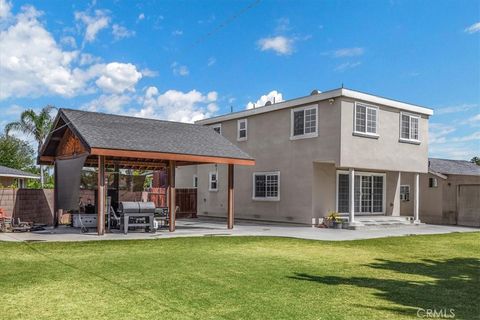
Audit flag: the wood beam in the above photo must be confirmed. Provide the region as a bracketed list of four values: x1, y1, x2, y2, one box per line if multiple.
[227, 164, 234, 229]
[90, 147, 255, 166]
[84, 159, 167, 169]
[168, 160, 176, 232]
[97, 155, 106, 235]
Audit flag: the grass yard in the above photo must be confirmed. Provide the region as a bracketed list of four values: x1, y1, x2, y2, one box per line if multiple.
[1, 233, 479, 320]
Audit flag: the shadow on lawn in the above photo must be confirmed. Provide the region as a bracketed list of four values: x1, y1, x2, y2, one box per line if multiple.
[289, 258, 480, 319]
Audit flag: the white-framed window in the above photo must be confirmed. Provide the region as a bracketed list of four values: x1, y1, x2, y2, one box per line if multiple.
[209, 172, 218, 191]
[193, 174, 198, 188]
[400, 185, 410, 201]
[237, 119, 247, 141]
[429, 177, 438, 188]
[354, 102, 378, 136]
[400, 113, 420, 142]
[336, 171, 386, 214]
[252, 171, 280, 201]
[211, 124, 222, 135]
[291, 105, 318, 139]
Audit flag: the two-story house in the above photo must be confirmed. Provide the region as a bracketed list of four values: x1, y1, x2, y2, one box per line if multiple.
[177, 88, 434, 226]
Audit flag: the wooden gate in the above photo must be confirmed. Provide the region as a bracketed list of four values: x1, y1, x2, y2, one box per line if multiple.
[175, 188, 197, 218]
[147, 188, 197, 218]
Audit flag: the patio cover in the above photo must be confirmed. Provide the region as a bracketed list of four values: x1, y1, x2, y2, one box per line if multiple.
[38, 108, 254, 235]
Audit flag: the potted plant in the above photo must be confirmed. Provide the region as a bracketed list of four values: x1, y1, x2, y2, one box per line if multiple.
[325, 211, 343, 229]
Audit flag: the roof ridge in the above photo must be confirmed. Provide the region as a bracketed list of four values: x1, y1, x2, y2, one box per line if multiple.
[60, 108, 204, 127]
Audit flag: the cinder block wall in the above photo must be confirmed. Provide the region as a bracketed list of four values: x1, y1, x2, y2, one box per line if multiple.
[0, 189, 55, 225]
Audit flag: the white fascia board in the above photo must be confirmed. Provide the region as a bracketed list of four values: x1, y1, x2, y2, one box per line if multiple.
[341, 89, 434, 116]
[0, 174, 40, 179]
[196, 88, 433, 125]
[196, 89, 342, 125]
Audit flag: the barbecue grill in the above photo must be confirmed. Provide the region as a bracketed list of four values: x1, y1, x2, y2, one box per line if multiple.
[118, 201, 156, 234]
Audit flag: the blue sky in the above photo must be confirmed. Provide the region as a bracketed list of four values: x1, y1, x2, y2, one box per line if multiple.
[0, 0, 479, 159]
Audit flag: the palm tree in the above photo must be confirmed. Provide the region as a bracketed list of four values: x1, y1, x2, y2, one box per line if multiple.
[5, 106, 56, 187]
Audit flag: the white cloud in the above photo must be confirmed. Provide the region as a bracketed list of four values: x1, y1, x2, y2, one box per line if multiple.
[60, 35, 77, 48]
[429, 123, 480, 160]
[429, 144, 478, 160]
[95, 62, 142, 94]
[5, 104, 23, 116]
[0, 5, 86, 99]
[435, 103, 478, 115]
[137, 13, 145, 21]
[462, 113, 480, 126]
[257, 36, 294, 55]
[171, 29, 183, 36]
[333, 47, 364, 57]
[74, 9, 110, 43]
[0, 2, 149, 105]
[246, 90, 283, 109]
[207, 57, 216, 67]
[82, 93, 132, 113]
[0, 0, 11, 20]
[275, 17, 291, 33]
[335, 61, 361, 72]
[429, 123, 456, 144]
[134, 87, 219, 123]
[450, 131, 480, 142]
[140, 68, 158, 77]
[464, 22, 480, 34]
[79, 53, 101, 65]
[171, 62, 189, 76]
[112, 23, 135, 40]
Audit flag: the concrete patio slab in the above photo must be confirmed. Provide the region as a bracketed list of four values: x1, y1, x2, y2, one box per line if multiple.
[0, 217, 478, 242]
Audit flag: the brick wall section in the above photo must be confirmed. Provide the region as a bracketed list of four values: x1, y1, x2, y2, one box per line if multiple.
[0, 189, 54, 225]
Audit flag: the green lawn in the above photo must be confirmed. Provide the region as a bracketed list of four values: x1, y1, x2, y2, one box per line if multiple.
[1, 233, 479, 320]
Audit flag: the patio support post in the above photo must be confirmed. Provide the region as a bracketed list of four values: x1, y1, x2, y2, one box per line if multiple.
[348, 168, 355, 224]
[227, 164, 234, 229]
[97, 155, 106, 235]
[414, 172, 420, 223]
[168, 160, 176, 232]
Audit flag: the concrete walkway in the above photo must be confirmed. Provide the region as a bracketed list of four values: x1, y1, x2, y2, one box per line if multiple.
[0, 217, 478, 242]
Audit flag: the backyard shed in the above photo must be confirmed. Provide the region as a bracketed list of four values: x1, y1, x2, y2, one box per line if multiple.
[420, 158, 480, 227]
[39, 109, 255, 235]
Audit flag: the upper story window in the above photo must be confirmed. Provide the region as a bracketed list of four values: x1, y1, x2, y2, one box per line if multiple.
[400, 113, 420, 143]
[209, 172, 218, 191]
[237, 119, 247, 141]
[211, 124, 222, 135]
[354, 102, 378, 137]
[253, 171, 280, 201]
[291, 105, 318, 139]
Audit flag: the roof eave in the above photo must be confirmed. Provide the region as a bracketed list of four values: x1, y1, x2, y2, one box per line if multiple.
[90, 147, 255, 166]
[196, 88, 434, 125]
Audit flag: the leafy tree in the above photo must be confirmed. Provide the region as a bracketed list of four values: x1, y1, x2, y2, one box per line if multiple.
[471, 156, 480, 166]
[4, 106, 56, 187]
[0, 135, 35, 170]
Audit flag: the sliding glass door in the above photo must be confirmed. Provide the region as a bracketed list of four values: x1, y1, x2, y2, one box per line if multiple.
[337, 171, 385, 214]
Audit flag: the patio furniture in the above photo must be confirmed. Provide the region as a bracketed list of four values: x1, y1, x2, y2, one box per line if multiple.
[12, 218, 33, 232]
[155, 207, 169, 228]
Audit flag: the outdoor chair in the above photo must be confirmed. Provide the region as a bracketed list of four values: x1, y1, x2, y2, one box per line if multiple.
[12, 218, 32, 232]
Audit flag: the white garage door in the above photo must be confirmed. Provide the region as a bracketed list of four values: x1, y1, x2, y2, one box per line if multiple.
[457, 185, 480, 227]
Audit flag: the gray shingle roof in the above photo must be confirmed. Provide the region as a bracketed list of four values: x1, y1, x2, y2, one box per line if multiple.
[429, 158, 480, 176]
[59, 109, 253, 160]
[0, 165, 39, 179]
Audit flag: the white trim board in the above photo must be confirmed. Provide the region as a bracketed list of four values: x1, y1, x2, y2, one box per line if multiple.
[0, 174, 40, 179]
[196, 88, 433, 125]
